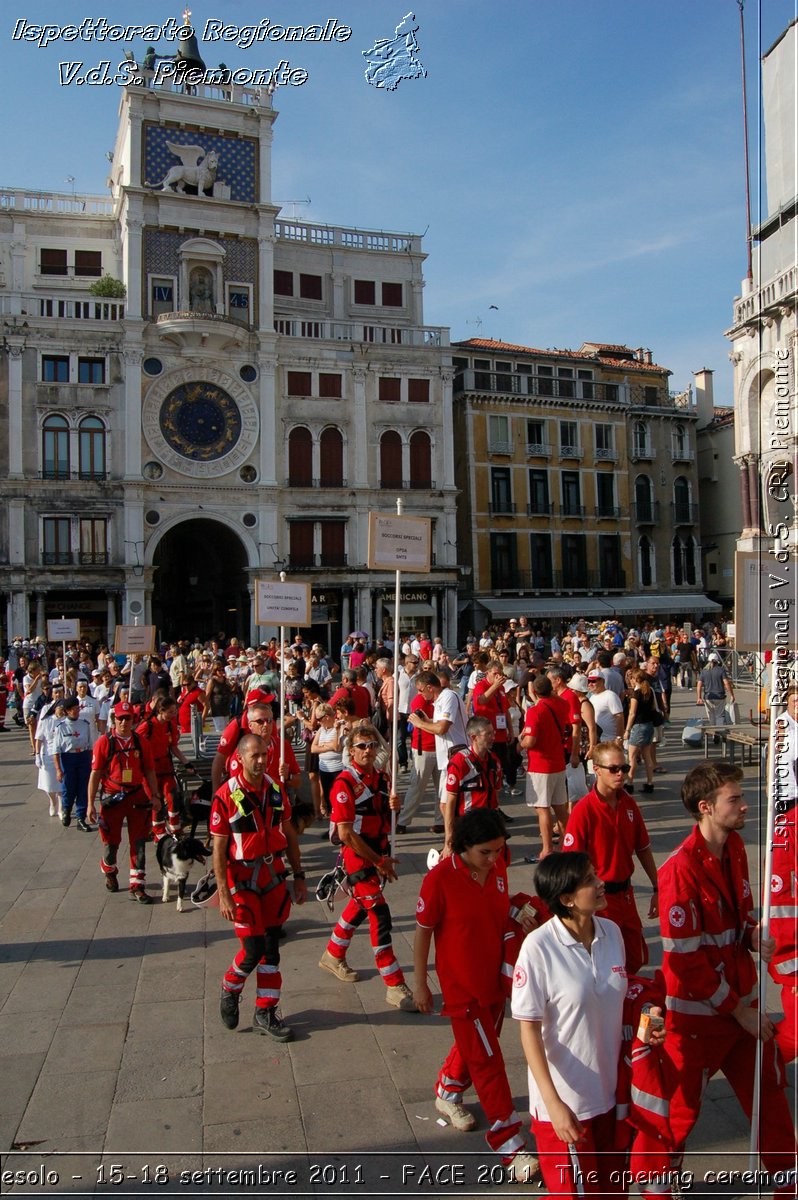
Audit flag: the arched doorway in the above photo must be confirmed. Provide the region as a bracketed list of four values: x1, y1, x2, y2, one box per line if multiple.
[151, 519, 250, 643]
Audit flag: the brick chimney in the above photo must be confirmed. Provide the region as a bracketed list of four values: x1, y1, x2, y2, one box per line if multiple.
[693, 368, 715, 425]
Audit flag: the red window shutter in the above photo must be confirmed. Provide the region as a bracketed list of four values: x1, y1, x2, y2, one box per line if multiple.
[354, 279, 376, 305]
[408, 378, 430, 402]
[380, 431, 403, 488]
[289, 521, 314, 568]
[409, 430, 432, 488]
[379, 377, 401, 402]
[288, 427, 313, 486]
[318, 373, 342, 398]
[287, 371, 311, 396]
[321, 521, 345, 566]
[319, 428, 343, 486]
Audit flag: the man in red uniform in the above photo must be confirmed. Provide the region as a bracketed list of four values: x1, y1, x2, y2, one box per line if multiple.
[87, 701, 161, 902]
[212, 733, 307, 1041]
[318, 720, 417, 1011]
[328, 670, 372, 720]
[769, 686, 798, 1061]
[546, 666, 583, 773]
[520, 675, 570, 860]
[396, 685, 440, 834]
[561, 740, 658, 974]
[137, 694, 196, 839]
[442, 716, 503, 856]
[211, 695, 300, 794]
[413, 808, 540, 1184]
[641, 761, 797, 1197]
[471, 663, 511, 780]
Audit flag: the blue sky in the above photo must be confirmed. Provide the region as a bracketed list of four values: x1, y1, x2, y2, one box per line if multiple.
[3, 1, 795, 401]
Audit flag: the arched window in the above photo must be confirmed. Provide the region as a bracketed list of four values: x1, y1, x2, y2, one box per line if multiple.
[288, 426, 313, 487]
[684, 536, 696, 585]
[380, 430, 403, 489]
[319, 427, 344, 487]
[673, 476, 690, 523]
[672, 537, 684, 586]
[639, 535, 653, 587]
[672, 423, 686, 457]
[78, 416, 106, 479]
[632, 421, 648, 456]
[634, 474, 653, 522]
[42, 414, 70, 479]
[409, 430, 432, 489]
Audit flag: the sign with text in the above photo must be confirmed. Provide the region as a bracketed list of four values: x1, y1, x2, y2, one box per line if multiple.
[367, 513, 431, 572]
[734, 550, 797, 654]
[113, 625, 157, 655]
[46, 618, 80, 641]
[255, 580, 312, 627]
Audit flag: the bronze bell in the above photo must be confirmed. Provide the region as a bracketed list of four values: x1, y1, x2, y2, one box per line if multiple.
[175, 32, 206, 74]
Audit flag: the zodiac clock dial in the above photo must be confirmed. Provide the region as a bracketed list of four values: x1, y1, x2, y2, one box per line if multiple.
[158, 381, 242, 461]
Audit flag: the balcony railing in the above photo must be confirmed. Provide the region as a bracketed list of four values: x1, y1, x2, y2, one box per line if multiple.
[595, 448, 618, 461]
[274, 316, 447, 346]
[286, 477, 348, 488]
[0, 188, 114, 216]
[632, 502, 659, 524]
[275, 219, 422, 255]
[79, 552, 109, 565]
[671, 445, 695, 463]
[41, 469, 108, 481]
[379, 478, 436, 490]
[672, 503, 698, 525]
[595, 506, 622, 520]
[156, 310, 251, 331]
[489, 502, 517, 516]
[733, 264, 797, 327]
[286, 553, 348, 570]
[559, 445, 583, 460]
[492, 570, 627, 593]
[560, 504, 586, 518]
[488, 441, 513, 456]
[631, 443, 655, 461]
[527, 502, 554, 516]
[454, 369, 620, 403]
[41, 552, 73, 565]
[526, 442, 552, 458]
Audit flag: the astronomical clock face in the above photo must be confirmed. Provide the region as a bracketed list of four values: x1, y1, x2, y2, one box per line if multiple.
[159, 382, 242, 462]
[142, 366, 259, 479]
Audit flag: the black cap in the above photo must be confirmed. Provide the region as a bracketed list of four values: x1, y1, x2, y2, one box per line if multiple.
[63, 694, 80, 710]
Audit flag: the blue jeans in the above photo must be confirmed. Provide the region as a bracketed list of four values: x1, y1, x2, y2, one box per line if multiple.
[61, 750, 92, 818]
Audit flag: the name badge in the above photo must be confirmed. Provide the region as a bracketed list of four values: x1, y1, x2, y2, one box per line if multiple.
[495, 715, 507, 730]
[122, 769, 133, 783]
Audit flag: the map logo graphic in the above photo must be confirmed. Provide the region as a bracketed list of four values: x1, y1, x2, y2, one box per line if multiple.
[362, 12, 427, 90]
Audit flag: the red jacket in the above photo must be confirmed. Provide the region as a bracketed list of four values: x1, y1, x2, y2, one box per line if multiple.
[769, 816, 798, 986]
[616, 972, 676, 1150]
[659, 825, 757, 1033]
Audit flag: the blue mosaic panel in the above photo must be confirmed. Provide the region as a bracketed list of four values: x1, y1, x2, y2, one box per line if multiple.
[143, 124, 257, 203]
[143, 230, 258, 299]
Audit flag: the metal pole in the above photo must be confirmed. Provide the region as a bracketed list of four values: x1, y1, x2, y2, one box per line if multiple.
[738, 0, 754, 282]
[749, 659, 781, 1167]
[390, 498, 403, 858]
[279, 571, 286, 776]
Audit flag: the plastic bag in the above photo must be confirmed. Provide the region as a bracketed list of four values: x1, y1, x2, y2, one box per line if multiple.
[565, 761, 589, 803]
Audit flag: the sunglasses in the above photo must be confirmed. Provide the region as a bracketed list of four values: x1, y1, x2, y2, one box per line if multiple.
[353, 740, 378, 750]
[596, 762, 630, 774]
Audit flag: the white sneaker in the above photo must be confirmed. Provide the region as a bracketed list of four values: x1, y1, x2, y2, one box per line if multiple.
[506, 1152, 541, 1185]
[385, 982, 418, 1011]
[318, 950, 359, 982]
[49, 800, 57, 817]
[435, 1096, 476, 1131]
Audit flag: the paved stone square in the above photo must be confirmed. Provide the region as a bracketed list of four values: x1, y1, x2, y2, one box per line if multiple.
[0, 685, 792, 1197]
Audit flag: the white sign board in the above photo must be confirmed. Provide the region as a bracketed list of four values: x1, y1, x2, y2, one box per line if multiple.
[734, 551, 797, 654]
[255, 580, 312, 627]
[47, 618, 80, 641]
[113, 625, 157, 655]
[367, 512, 431, 572]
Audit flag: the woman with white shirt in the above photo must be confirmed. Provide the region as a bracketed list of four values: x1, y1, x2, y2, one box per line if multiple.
[310, 703, 346, 818]
[35, 689, 67, 816]
[511, 851, 627, 1198]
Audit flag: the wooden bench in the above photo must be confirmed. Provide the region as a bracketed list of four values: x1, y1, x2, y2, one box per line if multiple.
[701, 724, 764, 766]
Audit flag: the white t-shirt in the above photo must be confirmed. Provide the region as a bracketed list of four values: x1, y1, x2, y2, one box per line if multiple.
[397, 669, 418, 714]
[589, 689, 624, 742]
[511, 915, 626, 1122]
[432, 687, 469, 770]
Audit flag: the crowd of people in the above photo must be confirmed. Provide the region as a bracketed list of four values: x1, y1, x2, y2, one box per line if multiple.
[2, 615, 795, 1193]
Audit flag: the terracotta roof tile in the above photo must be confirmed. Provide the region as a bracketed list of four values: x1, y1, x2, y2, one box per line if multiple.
[453, 337, 668, 373]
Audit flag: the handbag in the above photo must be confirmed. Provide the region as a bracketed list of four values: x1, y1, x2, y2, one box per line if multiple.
[651, 710, 664, 728]
[565, 761, 589, 803]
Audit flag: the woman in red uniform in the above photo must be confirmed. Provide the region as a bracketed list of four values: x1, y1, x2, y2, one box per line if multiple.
[137, 694, 196, 839]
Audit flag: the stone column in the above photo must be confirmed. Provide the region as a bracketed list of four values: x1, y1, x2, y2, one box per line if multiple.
[356, 586, 371, 637]
[257, 234, 275, 334]
[6, 342, 24, 477]
[257, 353, 277, 486]
[440, 368, 455, 488]
[341, 591, 350, 642]
[738, 458, 752, 530]
[747, 458, 761, 531]
[107, 593, 117, 645]
[445, 585, 458, 649]
[123, 347, 143, 479]
[123, 215, 143, 321]
[35, 594, 45, 639]
[352, 368, 368, 486]
[11, 591, 30, 639]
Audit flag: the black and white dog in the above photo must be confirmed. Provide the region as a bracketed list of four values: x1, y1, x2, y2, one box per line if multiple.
[156, 834, 208, 912]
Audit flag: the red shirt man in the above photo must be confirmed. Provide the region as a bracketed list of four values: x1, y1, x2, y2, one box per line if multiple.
[472, 666, 510, 745]
[520, 675, 570, 859]
[442, 716, 502, 854]
[329, 671, 371, 719]
[212, 698, 298, 792]
[562, 741, 658, 974]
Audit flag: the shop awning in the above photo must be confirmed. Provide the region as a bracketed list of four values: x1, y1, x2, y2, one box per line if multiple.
[394, 602, 435, 617]
[482, 594, 721, 620]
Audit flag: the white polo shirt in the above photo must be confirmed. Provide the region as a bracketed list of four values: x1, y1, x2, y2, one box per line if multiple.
[511, 915, 626, 1122]
[432, 687, 468, 770]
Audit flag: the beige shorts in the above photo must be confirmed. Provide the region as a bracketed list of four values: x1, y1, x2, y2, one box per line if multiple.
[526, 770, 568, 810]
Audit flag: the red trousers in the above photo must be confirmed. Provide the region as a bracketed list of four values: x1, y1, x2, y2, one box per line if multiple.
[436, 1001, 525, 1162]
[97, 793, 152, 889]
[633, 1025, 797, 1198]
[222, 865, 291, 1011]
[604, 888, 647, 976]
[532, 1107, 625, 1198]
[776, 985, 798, 1063]
[325, 873, 404, 987]
[150, 771, 182, 840]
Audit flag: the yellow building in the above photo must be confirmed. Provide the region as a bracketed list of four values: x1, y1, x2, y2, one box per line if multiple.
[452, 339, 713, 631]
